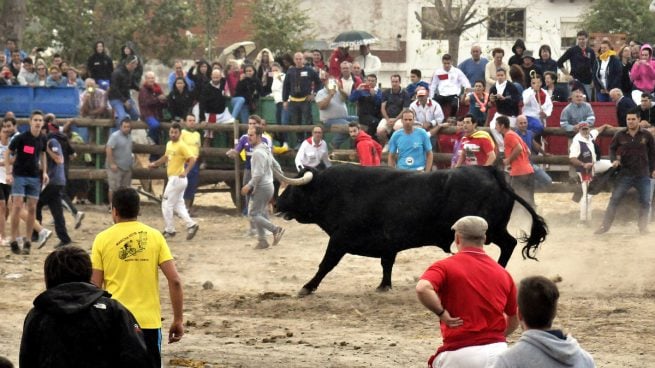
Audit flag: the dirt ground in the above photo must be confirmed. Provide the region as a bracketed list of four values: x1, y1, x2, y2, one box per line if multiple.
[1, 188, 654, 368]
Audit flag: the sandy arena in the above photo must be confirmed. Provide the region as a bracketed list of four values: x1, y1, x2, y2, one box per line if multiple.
[1, 189, 654, 367]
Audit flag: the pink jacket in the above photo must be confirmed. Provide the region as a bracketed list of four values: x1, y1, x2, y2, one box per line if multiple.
[630, 44, 655, 92]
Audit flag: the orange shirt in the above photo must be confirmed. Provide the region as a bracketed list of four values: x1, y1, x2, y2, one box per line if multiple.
[504, 130, 534, 176]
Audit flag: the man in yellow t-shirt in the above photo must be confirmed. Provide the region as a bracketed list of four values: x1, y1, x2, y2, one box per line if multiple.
[181, 114, 201, 213]
[91, 187, 184, 368]
[149, 122, 199, 240]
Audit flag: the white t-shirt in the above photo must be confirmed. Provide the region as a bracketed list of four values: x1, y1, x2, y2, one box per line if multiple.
[0, 141, 8, 184]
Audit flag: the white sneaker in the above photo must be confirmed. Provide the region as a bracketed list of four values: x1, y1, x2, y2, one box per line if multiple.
[37, 229, 53, 249]
[74, 211, 85, 229]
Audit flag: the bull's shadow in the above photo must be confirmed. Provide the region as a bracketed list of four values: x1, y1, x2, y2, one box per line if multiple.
[275, 165, 548, 296]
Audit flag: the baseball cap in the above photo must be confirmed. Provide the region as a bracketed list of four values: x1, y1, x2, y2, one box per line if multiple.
[578, 122, 590, 129]
[451, 216, 488, 238]
[416, 88, 428, 97]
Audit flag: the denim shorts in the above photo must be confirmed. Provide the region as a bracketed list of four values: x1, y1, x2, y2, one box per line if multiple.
[11, 175, 42, 199]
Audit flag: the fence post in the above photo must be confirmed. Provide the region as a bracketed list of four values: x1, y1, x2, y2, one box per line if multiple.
[233, 122, 242, 214]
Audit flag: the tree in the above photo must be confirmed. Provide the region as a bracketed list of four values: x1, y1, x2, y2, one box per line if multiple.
[415, 0, 498, 63]
[22, 0, 197, 65]
[581, 0, 655, 43]
[0, 0, 27, 46]
[198, 0, 234, 60]
[250, 0, 314, 55]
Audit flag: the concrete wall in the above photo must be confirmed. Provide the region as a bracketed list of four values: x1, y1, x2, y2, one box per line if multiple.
[301, 0, 593, 86]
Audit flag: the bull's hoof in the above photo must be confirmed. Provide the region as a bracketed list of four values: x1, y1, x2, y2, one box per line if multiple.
[376, 285, 392, 292]
[297, 287, 315, 297]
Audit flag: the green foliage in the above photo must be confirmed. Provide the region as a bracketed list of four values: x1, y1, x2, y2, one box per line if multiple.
[249, 0, 314, 55]
[199, 0, 234, 60]
[22, 0, 202, 65]
[581, 0, 655, 42]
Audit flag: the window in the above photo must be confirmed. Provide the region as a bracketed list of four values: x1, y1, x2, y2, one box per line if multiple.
[560, 19, 580, 49]
[488, 8, 525, 39]
[421, 7, 446, 40]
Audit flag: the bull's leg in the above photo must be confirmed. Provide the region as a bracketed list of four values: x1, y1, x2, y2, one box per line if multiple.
[494, 230, 518, 267]
[298, 245, 346, 297]
[377, 253, 397, 292]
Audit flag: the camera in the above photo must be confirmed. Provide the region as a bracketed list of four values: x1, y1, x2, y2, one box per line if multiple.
[87, 87, 95, 94]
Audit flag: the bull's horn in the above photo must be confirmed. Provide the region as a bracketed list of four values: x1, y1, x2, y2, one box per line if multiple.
[274, 169, 313, 186]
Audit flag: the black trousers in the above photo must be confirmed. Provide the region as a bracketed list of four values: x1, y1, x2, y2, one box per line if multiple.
[36, 184, 71, 244]
[141, 328, 161, 368]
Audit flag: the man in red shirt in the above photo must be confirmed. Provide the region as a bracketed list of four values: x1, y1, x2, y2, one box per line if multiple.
[495, 115, 536, 206]
[348, 122, 382, 166]
[455, 114, 496, 167]
[416, 216, 519, 368]
[328, 47, 353, 78]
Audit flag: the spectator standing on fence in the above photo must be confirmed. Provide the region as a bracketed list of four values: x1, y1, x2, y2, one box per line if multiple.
[429, 54, 470, 120]
[7, 50, 22, 78]
[416, 216, 519, 367]
[167, 60, 194, 93]
[198, 68, 233, 157]
[328, 47, 353, 79]
[350, 73, 383, 138]
[86, 41, 113, 89]
[5, 111, 48, 255]
[535, 44, 558, 75]
[148, 123, 199, 240]
[270, 62, 288, 139]
[594, 109, 655, 235]
[315, 73, 355, 149]
[489, 67, 521, 155]
[522, 73, 552, 137]
[181, 114, 202, 215]
[637, 92, 655, 127]
[557, 30, 595, 100]
[167, 77, 194, 121]
[4, 38, 27, 62]
[45, 66, 66, 87]
[17, 57, 36, 86]
[630, 44, 655, 104]
[20, 246, 150, 368]
[354, 45, 381, 77]
[105, 118, 133, 207]
[338, 61, 362, 97]
[464, 80, 489, 125]
[282, 52, 322, 148]
[407, 69, 430, 100]
[138, 71, 167, 162]
[486, 48, 511, 89]
[91, 187, 184, 368]
[241, 126, 285, 249]
[80, 78, 110, 118]
[458, 45, 488, 87]
[232, 64, 263, 124]
[610, 88, 637, 128]
[108, 56, 140, 127]
[593, 39, 623, 103]
[560, 89, 595, 132]
[377, 74, 411, 148]
[120, 42, 143, 90]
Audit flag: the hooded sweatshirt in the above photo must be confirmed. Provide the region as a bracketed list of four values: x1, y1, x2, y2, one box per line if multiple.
[87, 42, 114, 80]
[494, 329, 595, 368]
[120, 41, 143, 88]
[354, 130, 382, 166]
[20, 282, 150, 368]
[630, 44, 655, 92]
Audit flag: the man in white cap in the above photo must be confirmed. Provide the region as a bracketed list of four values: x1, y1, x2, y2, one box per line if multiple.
[416, 216, 519, 368]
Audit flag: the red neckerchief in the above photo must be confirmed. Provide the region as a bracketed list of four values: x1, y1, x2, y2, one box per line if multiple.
[472, 92, 489, 112]
[147, 82, 163, 95]
[305, 137, 322, 147]
[534, 88, 546, 106]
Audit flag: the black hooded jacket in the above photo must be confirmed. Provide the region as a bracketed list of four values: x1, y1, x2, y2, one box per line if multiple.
[120, 41, 143, 89]
[509, 39, 527, 67]
[86, 42, 114, 80]
[20, 282, 150, 368]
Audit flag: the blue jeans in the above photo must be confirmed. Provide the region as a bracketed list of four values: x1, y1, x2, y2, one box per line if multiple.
[324, 116, 357, 149]
[109, 98, 139, 127]
[145, 116, 161, 162]
[12, 175, 41, 199]
[601, 175, 653, 230]
[183, 160, 201, 201]
[230, 97, 249, 123]
[533, 164, 552, 188]
[286, 100, 312, 144]
[596, 90, 610, 102]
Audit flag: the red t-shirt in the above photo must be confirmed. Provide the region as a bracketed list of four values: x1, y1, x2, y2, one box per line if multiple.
[420, 247, 517, 355]
[504, 130, 534, 176]
[460, 131, 495, 166]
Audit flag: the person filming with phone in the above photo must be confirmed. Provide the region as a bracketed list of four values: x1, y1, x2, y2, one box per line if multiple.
[315, 72, 356, 149]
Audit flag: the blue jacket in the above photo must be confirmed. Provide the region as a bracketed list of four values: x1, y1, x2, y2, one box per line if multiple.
[593, 55, 623, 92]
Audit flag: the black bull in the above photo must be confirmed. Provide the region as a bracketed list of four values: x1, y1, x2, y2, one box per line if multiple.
[276, 164, 548, 296]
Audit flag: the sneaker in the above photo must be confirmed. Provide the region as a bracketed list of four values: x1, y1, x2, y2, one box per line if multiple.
[186, 224, 199, 240]
[255, 239, 270, 249]
[10, 241, 20, 255]
[162, 231, 176, 239]
[22, 241, 31, 255]
[594, 226, 609, 235]
[74, 211, 85, 229]
[37, 229, 53, 249]
[272, 227, 285, 246]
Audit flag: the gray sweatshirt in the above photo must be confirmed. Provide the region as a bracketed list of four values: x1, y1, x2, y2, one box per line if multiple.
[560, 102, 596, 132]
[248, 142, 281, 189]
[494, 329, 596, 368]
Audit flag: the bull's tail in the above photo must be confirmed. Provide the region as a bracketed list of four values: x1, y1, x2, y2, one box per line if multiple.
[491, 167, 548, 261]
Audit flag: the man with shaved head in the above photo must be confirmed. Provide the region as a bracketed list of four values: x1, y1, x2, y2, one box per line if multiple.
[282, 51, 322, 148]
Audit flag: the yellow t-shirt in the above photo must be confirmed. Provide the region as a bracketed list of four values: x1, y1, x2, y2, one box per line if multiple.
[91, 221, 173, 329]
[181, 129, 201, 158]
[165, 139, 193, 177]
